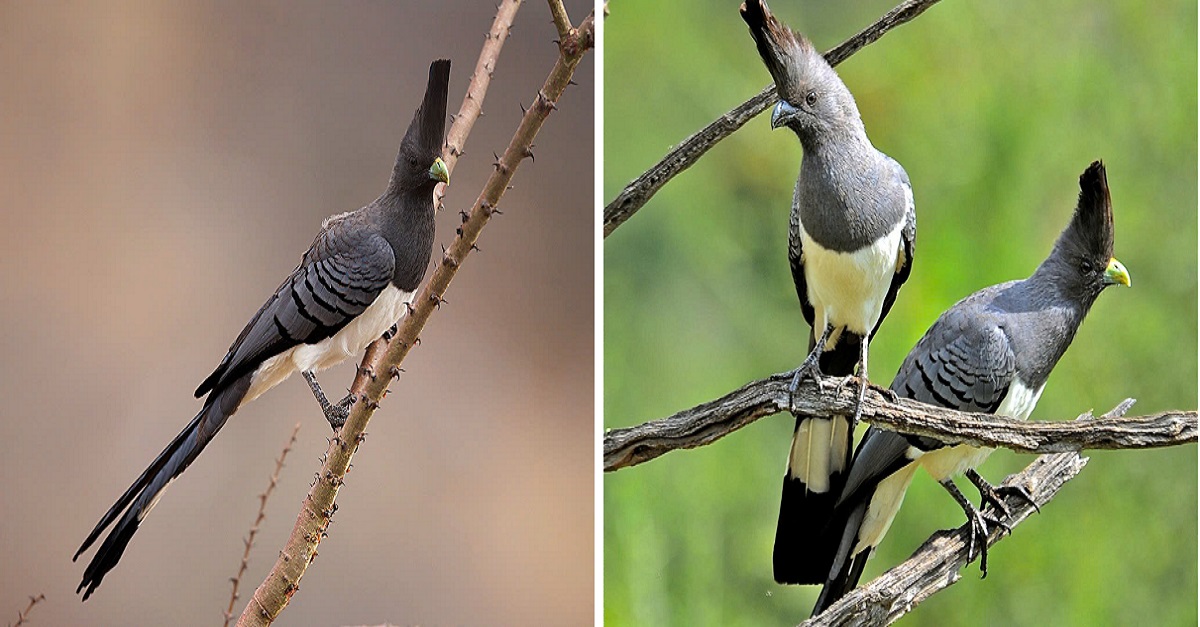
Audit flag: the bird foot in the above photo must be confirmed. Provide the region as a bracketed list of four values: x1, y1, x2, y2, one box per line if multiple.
[941, 479, 1002, 578]
[303, 370, 359, 431]
[787, 358, 826, 413]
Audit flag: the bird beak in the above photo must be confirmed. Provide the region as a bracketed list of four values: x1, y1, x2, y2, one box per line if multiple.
[1103, 257, 1131, 287]
[770, 100, 798, 130]
[428, 157, 450, 184]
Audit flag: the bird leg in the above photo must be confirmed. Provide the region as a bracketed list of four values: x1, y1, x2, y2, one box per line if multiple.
[788, 324, 834, 412]
[940, 479, 1005, 578]
[830, 336, 870, 430]
[302, 370, 357, 431]
[966, 469, 1040, 515]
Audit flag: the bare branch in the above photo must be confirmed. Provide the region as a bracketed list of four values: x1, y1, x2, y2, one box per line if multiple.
[602, 0, 944, 238]
[9, 594, 45, 627]
[603, 372, 1197, 471]
[238, 4, 594, 625]
[224, 423, 300, 627]
[547, 0, 572, 43]
[804, 403, 1134, 626]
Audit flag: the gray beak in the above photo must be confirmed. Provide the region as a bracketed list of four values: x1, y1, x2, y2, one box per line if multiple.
[770, 100, 799, 130]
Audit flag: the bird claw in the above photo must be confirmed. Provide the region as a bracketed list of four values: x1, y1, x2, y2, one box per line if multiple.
[787, 359, 825, 413]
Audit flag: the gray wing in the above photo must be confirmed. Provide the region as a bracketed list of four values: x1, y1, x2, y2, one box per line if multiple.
[195, 219, 395, 398]
[889, 304, 1016, 416]
[839, 299, 1015, 502]
[873, 155, 915, 336]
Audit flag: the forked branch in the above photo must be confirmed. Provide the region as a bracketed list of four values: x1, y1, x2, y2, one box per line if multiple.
[803, 402, 1134, 626]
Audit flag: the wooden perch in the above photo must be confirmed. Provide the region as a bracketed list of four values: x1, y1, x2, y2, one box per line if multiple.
[603, 372, 1197, 471]
[802, 401, 1135, 626]
[602, 0, 945, 237]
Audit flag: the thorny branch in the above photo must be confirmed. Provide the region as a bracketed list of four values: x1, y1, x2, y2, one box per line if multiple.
[224, 423, 300, 627]
[8, 594, 45, 627]
[602, 0, 944, 237]
[603, 372, 1197, 472]
[802, 401, 1136, 626]
[238, 2, 594, 625]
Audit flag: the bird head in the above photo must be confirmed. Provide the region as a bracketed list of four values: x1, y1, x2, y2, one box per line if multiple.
[740, 0, 862, 143]
[392, 59, 452, 193]
[1045, 160, 1131, 299]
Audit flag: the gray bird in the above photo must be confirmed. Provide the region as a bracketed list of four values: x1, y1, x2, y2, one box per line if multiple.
[741, 0, 916, 585]
[811, 161, 1131, 616]
[73, 59, 452, 600]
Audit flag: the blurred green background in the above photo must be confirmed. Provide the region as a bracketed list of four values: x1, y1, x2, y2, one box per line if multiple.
[603, 1, 1197, 625]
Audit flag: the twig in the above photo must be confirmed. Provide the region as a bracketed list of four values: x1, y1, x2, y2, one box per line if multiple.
[548, 0, 572, 43]
[224, 423, 300, 627]
[804, 402, 1135, 626]
[9, 594, 45, 627]
[603, 372, 1197, 471]
[602, 0, 944, 238]
[237, 5, 595, 625]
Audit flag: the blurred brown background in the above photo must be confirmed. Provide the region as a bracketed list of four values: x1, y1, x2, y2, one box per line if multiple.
[0, 1, 593, 625]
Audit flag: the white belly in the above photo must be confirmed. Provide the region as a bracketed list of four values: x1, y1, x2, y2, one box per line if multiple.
[799, 220, 904, 344]
[242, 284, 414, 405]
[916, 379, 1045, 481]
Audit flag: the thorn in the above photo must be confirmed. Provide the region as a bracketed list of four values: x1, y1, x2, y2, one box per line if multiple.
[449, 112, 458, 122]
[493, 207, 504, 215]
[413, 337, 421, 347]
[520, 101, 527, 115]
[460, 210, 470, 223]
[538, 90, 557, 110]
[456, 226, 463, 237]
[442, 251, 459, 268]
[523, 147, 535, 162]
[440, 243, 448, 255]
[568, 79, 578, 86]
[404, 302, 416, 316]
[389, 366, 402, 380]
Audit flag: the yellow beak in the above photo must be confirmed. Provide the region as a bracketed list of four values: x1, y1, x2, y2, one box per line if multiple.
[1104, 258, 1131, 287]
[428, 157, 450, 184]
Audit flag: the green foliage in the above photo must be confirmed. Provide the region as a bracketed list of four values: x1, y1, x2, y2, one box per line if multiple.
[604, 1, 1197, 624]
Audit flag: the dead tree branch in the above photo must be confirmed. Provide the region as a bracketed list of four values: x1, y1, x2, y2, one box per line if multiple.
[225, 423, 300, 627]
[8, 594, 45, 627]
[803, 402, 1134, 626]
[602, 0, 944, 237]
[603, 372, 1197, 471]
[238, 3, 594, 625]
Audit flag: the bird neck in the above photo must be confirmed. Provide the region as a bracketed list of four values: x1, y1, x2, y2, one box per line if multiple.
[374, 186, 437, 289]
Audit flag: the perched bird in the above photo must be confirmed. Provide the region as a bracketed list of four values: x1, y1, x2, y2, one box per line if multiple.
[811, 161, 1131, 616]
[741, 0, 916, 585]
[73, 59, 452, 600]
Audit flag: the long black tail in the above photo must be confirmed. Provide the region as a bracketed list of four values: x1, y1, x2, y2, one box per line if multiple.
[74, 374, 251, 600]
[772, 331, 861, 584]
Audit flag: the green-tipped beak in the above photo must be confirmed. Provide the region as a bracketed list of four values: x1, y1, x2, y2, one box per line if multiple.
[1104, 257, 1131, 287]
[428, 157, 450, 184]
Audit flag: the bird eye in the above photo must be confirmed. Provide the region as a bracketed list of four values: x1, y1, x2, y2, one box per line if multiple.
[805, 91, 818, 106]
[1079, 259, 1094, 274]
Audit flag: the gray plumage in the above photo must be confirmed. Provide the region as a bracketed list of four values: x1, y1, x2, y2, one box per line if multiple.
[741, 0, 915, 586]
[75, 59, 452, 600]
[812, 160, 1130, 616]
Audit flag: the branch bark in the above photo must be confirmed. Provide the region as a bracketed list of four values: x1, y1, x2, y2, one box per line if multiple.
[602, 0, 945, 238]
[603, 372, 1197, 471]
[803, 402, 1134, 626]
[238, 3, 595, 625]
